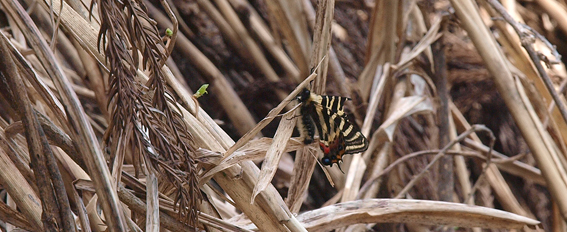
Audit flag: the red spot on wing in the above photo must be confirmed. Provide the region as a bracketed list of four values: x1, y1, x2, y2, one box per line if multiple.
[320, 142, 331, 154]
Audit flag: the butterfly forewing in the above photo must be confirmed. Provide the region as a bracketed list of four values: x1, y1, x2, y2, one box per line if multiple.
[320, 95, 349, 115]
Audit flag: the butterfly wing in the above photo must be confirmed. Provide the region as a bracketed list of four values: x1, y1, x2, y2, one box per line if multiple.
[319, 95, 368, 153]
[328, 110, 368, 154]
[297, 89, 368, 166]
[320, 95, 349, 115]
[319, 108, 368, 166]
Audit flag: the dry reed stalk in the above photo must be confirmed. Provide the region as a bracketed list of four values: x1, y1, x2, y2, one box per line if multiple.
[286, 146, 319, 213]
[209, 0, 296, 105]
[342, 17, 441, 210]
[431, 21, 454, 205]
[212, 0, 278, 81]
[145, 172, 159, 232]
[245, 199, 539, 231]
[72, 37, 108, 119]
[0, 0, 558, 230]
[377, 78, 411, 206]
[7, 0, 126, 228]
[117, 186, 195, 231]
[452, 0, 567, 220]
[245, 6, 302, 82]
[0, 199, 35, 231]
[228, 0, 302, 82]
[309, 0, 335, 92]
[284, 0, 337, 214]
[0, 30, 76, 231]
[451, 101, 534, 217]
[463, 139, 545, 185]
[301, 0, 352, 113]
[536, 0, 567, 38]
[190, 0, 255, 70]
[302, 0, 365, 144]
[446, 107, 473, 205]
[0, 146, 42, 231]
[37, 0, 307, 230]
[394, 125, 492, 199]
[263, 0, 310, 78]
[485, 0, 567, 155]
[0, 121, 37, 185]
[360, 0, 401, 100]
[339, 64, 391, 206]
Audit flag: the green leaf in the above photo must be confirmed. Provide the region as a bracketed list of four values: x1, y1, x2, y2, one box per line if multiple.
[193, 84, 209, 98]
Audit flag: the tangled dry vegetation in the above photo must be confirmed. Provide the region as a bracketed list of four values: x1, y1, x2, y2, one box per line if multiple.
[1, 0, 567, 231]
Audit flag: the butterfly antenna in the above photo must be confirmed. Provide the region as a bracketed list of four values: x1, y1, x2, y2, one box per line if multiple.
[337, 163, 345, 174]
[274, 104, 301, 119]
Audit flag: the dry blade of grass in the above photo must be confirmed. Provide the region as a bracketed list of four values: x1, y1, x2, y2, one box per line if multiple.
[214, 69, 317, 162]
[463, 138, 546, 185]
[198, 137, 304, 184]
[302, 199, 539, 230]
[4, 0, 126, 228]
[32, 0, 305, 230]
[264, 0, 310, 78]
[452, 102, 534, 217]
[0, 30, 76, 231]
[241, 199, 539, 231]
[341, 17, 441, 199]
[3, 0, 565, 230]
[0, 144, 42, 231]
[251, 110, 296, 203]
[360, 0, 401, 100]
[376, 96, 434, 142]
[451, 0, 567, 220]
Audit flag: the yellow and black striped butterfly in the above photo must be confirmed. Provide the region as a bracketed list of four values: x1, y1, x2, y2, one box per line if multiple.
[297, 88, 368, 167]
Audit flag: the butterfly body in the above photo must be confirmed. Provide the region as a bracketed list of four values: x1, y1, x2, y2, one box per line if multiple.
[297, 88, 369, 166]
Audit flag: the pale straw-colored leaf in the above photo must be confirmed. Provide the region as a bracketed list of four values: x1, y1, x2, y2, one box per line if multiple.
[240, 199, 539, 231]
[451, 0, 567, 217]
[252, 110, 297, 203]
[376, 96, 434, 142]
[198, 137, 304, 183]
[394, 16, 442, 70]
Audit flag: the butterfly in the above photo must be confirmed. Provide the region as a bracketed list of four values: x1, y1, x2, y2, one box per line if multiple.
[296, 88, 369, 167]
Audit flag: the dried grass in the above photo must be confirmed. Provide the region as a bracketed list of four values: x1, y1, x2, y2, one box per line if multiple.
[0, 0, 566, 231]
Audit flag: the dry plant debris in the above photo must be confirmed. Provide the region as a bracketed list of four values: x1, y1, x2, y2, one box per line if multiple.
[2, 0, 567, 231]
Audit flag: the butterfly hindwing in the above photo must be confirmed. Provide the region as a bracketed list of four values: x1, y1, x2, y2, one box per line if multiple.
[329, 109, 368, 154]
